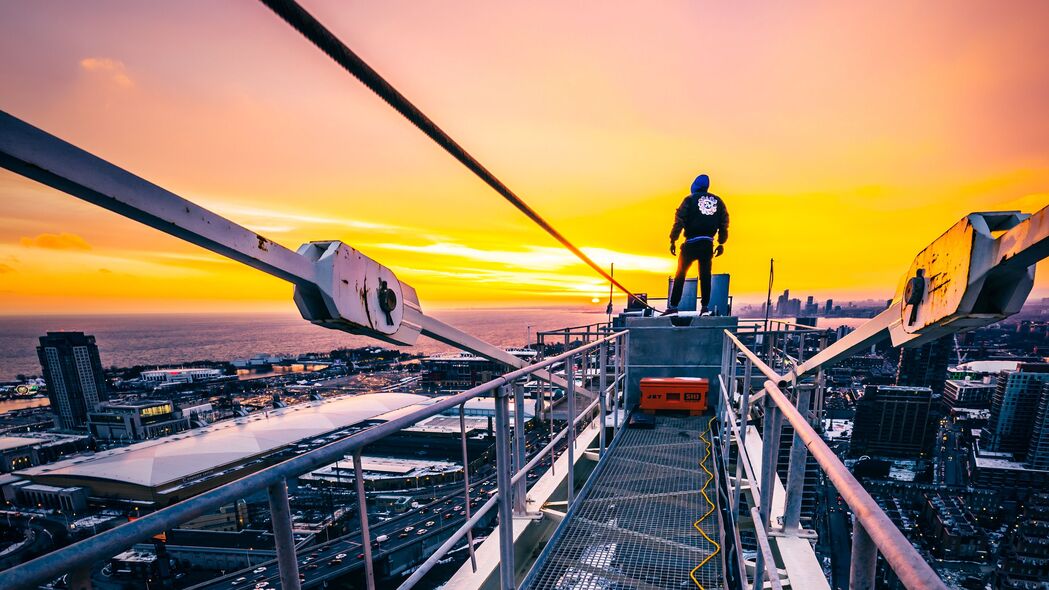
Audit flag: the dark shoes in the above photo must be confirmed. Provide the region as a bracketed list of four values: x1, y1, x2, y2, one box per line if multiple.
[660, 306, 679, 316]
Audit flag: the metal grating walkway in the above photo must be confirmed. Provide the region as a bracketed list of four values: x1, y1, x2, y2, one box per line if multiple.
[526, 414, 723, 590]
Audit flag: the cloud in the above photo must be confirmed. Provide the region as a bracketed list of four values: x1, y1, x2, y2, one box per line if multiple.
[79, 57, 133, 87]
[210, 203, 400, 233]
[369, 241, 674, 274]
[19, 233, 92, 251]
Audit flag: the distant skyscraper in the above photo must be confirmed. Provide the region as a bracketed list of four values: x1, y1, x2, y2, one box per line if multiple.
[824, 299, 833, 315]
[1026, 382, 1049, 470]
[984, 363, 1049, 459]
[896, 336, 953, 395]
[37, 332, 108, 430]
[851, 385, 934, 457]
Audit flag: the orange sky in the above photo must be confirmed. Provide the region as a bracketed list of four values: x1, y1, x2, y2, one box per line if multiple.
[1, 1, 1047, 315]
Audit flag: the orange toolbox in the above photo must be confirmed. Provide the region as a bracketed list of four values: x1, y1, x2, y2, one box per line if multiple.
[639, 377, 709, 414]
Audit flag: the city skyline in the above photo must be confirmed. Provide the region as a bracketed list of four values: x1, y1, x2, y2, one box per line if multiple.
[1, 1, 1048, 314]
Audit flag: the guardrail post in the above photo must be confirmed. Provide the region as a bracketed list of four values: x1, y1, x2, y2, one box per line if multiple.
[733, 357, 753, 516]
[267, 478, 302, 590]
[612, 335, 621, 431]
[513, 381, 527, 515]
[69, 566, 92, 590]
[798, 333, 807, 363]
[758, 395, 782, 529]
[850, 515, 878, 590]
[458, 404, 478, 571]
[815, 333, 828, 426]
[598, 340, 608, 456]
[494, 384, 515, 589]
[782, 384, 812, 531]
[566, 354, 577, 505]
[352, 452, 376, 590]
[623, 330, 631, 411]
[750, 507, 784, 590]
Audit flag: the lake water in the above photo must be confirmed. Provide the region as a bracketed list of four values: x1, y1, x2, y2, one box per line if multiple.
[0, 308, 611, 381]
[0, 310, 872, 381]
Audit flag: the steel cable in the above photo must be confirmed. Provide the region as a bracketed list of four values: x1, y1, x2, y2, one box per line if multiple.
[259, 0, 656, 310]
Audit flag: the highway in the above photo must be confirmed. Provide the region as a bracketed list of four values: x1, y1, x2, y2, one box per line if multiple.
[933, 419, 967, 488]
[192, 429, 566, 589]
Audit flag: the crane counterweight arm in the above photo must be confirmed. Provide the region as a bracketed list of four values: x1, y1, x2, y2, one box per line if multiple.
[0, 110, 583, 394]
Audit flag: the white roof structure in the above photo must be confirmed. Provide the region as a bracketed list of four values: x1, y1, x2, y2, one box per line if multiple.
[952, 360, 1020, 374]
[0, 436, 42, 452]
[18, 392, 429, 490]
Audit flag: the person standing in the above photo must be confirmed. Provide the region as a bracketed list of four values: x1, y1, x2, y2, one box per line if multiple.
[665, 173, 729, 315]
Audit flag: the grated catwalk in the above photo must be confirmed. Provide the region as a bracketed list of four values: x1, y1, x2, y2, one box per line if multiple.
[526, 414, 723, 589]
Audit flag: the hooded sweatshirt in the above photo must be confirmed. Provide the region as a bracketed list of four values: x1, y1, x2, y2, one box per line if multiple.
[669, 174, 730, 243]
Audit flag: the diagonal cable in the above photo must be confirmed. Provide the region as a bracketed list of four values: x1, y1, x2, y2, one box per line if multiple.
[258, 0, 655, 310]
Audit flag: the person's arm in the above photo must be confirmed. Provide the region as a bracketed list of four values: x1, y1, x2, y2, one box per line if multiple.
[670, 197, 689, 242]
[715, 200, 729, 257]
[717, 200, 730, 244]
[669, 197, 689, 255]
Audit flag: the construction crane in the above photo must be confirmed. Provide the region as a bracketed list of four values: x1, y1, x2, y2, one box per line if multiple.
[0, 110, 586, 397]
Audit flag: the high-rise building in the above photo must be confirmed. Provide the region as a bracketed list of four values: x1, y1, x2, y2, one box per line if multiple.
[896, 336, 953, 395]
[995, 493, 1049, 589]
[804, 295, 818, 316]
[824, 299, 833, 315]
[1026, 382, 1049, 470]
[942, 379, 994, 409]
[984, 363, 1049, 459]
[851, 385, 934, 457]
[36, 332, 109, 430]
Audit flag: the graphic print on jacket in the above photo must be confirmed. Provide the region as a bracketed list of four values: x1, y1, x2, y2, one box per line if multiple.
[696, 195, 719, 216]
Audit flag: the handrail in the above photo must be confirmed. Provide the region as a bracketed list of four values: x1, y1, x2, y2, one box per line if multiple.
[737, 318, 825, 332]
[0, 332, 624, 590]
[722, 328, 947, 590]
[724, 329, 783, 385]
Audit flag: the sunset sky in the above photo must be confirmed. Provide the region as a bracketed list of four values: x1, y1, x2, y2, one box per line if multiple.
[1, 1, 1047, 315]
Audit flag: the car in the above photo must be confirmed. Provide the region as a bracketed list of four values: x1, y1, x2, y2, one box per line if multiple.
[417, 528, 427, 535]
[425, 520, 436, 527]
[306, 564, 318, 570]
[453, 505, 461, 511]
[331, 558, 343, 565]
[335, 553, 347, 559]
[445, 512, 454, 519]
[399, 532, 409, 538]
[357, 553, 364, 559]
[403, 526, 414, 532]
[375, 534, 389, 543]
[232, 578, 247, 586]
[253, 567, 267, 574]
[255, 583, 269, 589]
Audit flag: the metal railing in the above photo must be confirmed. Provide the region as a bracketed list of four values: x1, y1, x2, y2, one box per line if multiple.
[534, 322, 614, 352]
[0, 331, 628, 590]
[719, 328, 948, 590]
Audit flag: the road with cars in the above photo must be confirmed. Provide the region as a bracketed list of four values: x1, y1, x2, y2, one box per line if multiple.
[194, 429, 565, 589]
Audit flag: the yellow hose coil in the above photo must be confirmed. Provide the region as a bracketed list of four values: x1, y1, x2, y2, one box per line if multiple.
[690, 417, 721, 589]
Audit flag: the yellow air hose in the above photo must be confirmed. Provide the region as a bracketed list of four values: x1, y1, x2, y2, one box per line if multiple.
[690, 417, 722, 589]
